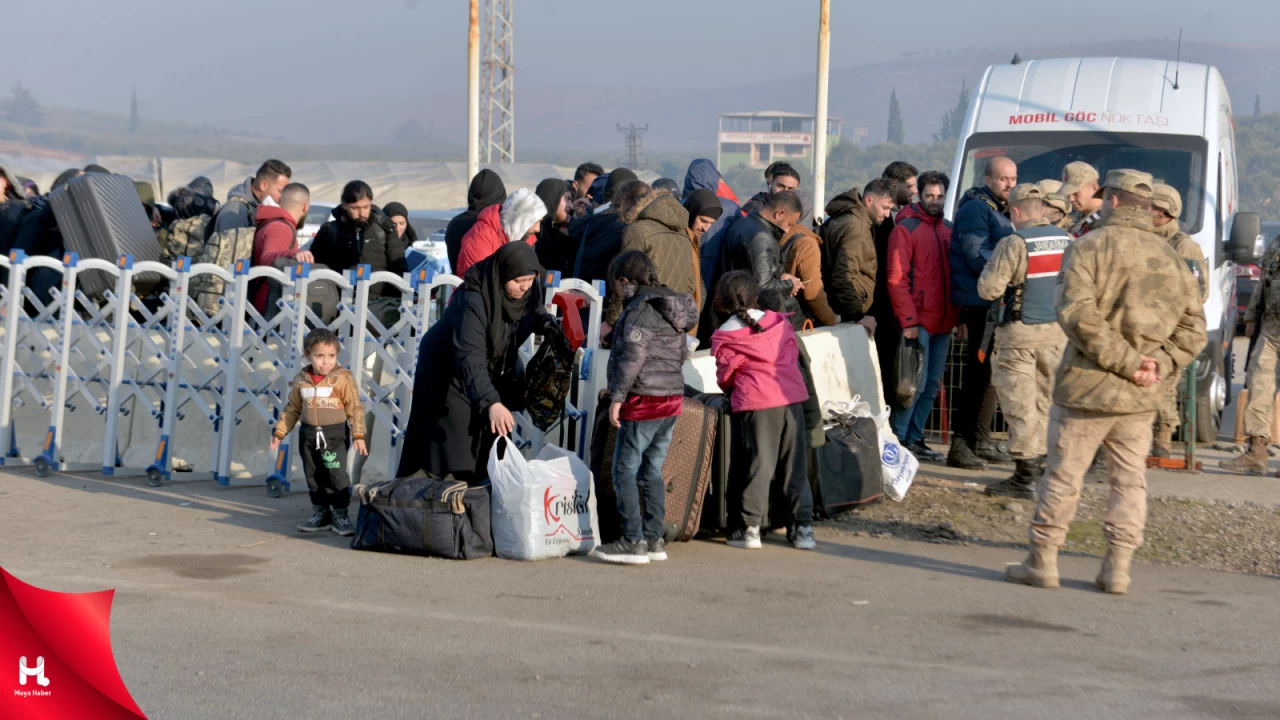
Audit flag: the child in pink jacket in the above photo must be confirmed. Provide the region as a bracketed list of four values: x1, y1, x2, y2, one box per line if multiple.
[709, 271, 815, 551]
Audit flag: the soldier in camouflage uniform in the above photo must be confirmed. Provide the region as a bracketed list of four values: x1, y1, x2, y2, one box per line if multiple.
[1005, 170, 1206, 595]
[1036, 179, 1074, 231]
[1149, 184, 1209, 457]
[1221, 231, 1280, 475]
[977, 184, 1069, 499]
[1061, 161, 1103, 238]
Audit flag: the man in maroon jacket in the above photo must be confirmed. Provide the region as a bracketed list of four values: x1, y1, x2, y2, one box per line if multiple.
[251, 182, 314, 314]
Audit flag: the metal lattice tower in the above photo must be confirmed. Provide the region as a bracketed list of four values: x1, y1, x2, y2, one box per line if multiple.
[481, 0, 515, 163]
[616, 123, 648, 168]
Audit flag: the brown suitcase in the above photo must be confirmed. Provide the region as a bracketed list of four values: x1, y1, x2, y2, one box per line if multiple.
[588, 395, 717, 543]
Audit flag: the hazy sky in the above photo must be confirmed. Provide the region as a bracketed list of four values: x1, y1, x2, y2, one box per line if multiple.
[3, 0, 1277, 144]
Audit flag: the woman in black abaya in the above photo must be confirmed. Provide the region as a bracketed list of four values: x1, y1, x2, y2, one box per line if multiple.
[398, 241, 555, 483]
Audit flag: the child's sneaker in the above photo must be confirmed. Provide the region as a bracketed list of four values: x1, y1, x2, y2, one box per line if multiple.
[297, 505, 332, 533]
[593, 539, 650, 565]
[330, 507, 354, 536]
[727, 526, 762, 549]
[788, 525, 816, 550]
[646, 537, 668, 561]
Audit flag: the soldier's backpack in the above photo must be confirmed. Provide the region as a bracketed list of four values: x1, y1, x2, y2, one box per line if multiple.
[162, 214, 211, 265]
[188, 224, 256, 315]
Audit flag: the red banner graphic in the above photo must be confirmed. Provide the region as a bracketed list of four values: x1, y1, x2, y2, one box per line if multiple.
[0, 567, 146, 719]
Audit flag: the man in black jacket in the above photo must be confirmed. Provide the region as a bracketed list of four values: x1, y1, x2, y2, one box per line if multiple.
[739, 162, 801, 217]
[712, 190, 803, 325]
[444, 169, 506, 272]
[310, 180, 408, 298]
[570, 168, 639, 284]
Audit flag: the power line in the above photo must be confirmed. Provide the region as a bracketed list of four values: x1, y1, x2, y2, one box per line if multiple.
[616, 123, 648, 168]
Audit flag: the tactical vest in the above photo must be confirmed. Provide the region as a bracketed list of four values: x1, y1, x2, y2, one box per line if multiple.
[1002, 224, 1071, 325]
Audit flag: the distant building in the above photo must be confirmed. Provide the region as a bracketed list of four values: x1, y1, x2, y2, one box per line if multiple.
[716, 111, 843, 170]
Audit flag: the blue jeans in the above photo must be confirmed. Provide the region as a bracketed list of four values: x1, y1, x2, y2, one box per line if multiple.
[611, 415, 678, 543]
[890, 328, 952, 446]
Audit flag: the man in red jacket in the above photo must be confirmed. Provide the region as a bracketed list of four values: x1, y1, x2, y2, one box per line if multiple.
[251, 183, 314, 314]
[885, 171, 960, 462]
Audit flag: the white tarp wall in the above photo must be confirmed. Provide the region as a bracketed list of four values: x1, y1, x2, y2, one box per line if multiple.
[0, 155, 658, 210]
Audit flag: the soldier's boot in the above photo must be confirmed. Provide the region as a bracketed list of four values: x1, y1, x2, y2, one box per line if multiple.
[984, 459, 1038, 500]
[1151, 427, 1173, 459]
[1095, 545, 1135, 595]
[947, 437, 989, 471]
[975, 440, 1012, 464]
[1005, 545, 1060, 589]
[1219, 435, 1269, 476]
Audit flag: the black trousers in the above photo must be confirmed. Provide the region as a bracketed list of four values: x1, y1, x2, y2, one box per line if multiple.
[299, 423, 351, 509]
[954, 307, 998, 445]
[731, 404, 813, 529]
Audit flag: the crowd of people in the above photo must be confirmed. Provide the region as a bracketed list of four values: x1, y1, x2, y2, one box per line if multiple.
[0, 153, 1214, 589]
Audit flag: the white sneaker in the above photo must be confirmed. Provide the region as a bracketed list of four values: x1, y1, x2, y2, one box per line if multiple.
[727, 526, 762, 549]
[789, 525, 816, 550]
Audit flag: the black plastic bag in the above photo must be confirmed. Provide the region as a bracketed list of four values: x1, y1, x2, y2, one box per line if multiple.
[523, 330, 574, 431]
[896, 337, 924, 408]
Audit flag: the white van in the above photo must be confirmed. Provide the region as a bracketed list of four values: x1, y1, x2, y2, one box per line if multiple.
[947, 56, 1262, 440]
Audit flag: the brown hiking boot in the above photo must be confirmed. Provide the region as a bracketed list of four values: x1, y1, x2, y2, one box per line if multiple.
[1219, 436, 1269, 476]
[1095, 546, 1134, 595]
[1005, 545, 1060, 589]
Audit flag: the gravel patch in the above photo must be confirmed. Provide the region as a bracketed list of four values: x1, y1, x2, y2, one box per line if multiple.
[819, 473, 1280, 576]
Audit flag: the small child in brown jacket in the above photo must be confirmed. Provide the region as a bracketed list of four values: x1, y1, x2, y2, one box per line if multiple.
[272, 328, 368, 535]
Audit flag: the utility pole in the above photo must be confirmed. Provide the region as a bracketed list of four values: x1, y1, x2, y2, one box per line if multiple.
[812, 0, 831, 219]
[481, 0, 515, 163]
[617, 123, 648, 169]
[467, 0, 480, 182]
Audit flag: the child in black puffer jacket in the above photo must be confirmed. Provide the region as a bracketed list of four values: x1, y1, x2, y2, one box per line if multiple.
[593, 250, 697, 566]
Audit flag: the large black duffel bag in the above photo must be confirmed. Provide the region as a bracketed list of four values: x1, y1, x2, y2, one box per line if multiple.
[351, 473, 493, 559]
[812, 417, 885, 518]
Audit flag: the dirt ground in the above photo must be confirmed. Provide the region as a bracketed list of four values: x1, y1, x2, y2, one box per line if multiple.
[820, 473, 1280, 577]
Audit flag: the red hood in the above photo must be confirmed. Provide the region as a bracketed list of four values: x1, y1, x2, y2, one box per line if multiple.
[716, 178, 740, 204]
[255, 204, 298, 229]
[896, 202, 944, 225]
[710, 310, 792, 360]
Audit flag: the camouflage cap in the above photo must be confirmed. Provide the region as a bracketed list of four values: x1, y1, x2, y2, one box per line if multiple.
[1007, 183, 1044, 204]
[1151, 183, 1182, 217]
[1093, 169, 1155, 200]
[1059, 161, 1099, 195]
[1036, 179, 1071, 214]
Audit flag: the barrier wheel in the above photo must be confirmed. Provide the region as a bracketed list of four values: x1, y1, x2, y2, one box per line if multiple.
[33, 457, 50, 478]
[266, 479, 283, 498]
[146, 468, 164, 487]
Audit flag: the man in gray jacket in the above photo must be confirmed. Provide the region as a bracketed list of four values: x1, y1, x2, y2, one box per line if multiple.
[211, 159, 292, 234]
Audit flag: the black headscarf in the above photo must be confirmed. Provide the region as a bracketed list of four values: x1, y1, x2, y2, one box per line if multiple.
[683, 189, 724, 228]
[463, 241, 543, 368]
[382, 202, 419, 245]
[535, 178, 569, 223]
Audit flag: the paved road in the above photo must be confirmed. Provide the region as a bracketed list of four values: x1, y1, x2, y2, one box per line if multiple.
[5, 468, 1279, 719]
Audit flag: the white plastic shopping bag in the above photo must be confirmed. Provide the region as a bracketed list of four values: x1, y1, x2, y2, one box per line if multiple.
[823, 396, 917, 502]
[488, 437, 600, 560]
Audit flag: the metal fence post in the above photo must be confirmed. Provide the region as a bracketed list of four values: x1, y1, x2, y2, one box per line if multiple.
[214, 259, 252, 485]
[34, 253, 81, 475]
[0, 250, 28, 463]
[145, 256, 193, 486]
[101, 254, 135, 475]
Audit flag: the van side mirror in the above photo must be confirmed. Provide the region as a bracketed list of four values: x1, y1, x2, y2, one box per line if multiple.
[1229, 211, 1263, 264]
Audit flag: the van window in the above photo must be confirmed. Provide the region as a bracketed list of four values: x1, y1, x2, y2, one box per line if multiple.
[955, 131, 1207, 232]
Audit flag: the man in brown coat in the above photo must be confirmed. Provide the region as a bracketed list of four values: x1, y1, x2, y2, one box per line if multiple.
[819, 179, 894, 322]
[1005, 170, 1206, 595]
